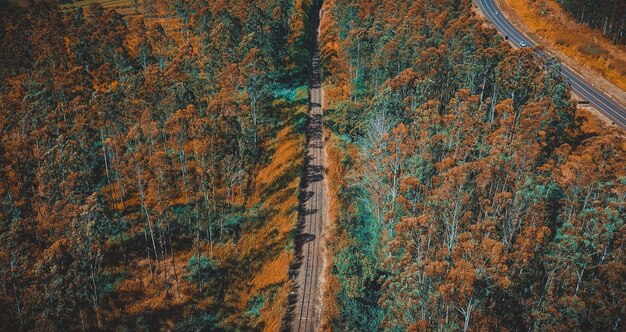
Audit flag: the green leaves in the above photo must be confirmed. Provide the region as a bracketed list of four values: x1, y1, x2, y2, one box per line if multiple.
[187, 255, 217, 287]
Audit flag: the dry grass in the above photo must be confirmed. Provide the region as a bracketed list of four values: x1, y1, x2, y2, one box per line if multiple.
[237, 109, 306, 329]
[577, 107, 609, 135]
[111, 249, 195, 331]
[576, 107, 626, 140]
[499, 0, 626, 91]
[240, 120, 306, 258]
[319, 130, 343, 331]
[250, 251, 293, 330]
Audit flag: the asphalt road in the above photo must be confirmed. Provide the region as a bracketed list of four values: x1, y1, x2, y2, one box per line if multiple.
[290, 12, 327, 332]
[476, 0, 626, 129]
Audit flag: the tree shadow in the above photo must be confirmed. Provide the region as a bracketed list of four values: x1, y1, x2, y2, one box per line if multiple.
[283, 1, 326, 330]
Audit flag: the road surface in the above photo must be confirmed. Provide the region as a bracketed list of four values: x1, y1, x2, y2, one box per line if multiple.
[289, 4, 326, 331]
[476, 0, 626, 129]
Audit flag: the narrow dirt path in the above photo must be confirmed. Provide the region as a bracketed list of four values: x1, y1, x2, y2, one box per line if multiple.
[288, 3, 326, 331]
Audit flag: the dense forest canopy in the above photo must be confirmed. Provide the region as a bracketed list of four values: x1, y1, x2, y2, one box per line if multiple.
[1, 0, 625, 331]
[320, 0, 625, 330]
[557, 0, 626, 44]
[0, 0, 311, 330]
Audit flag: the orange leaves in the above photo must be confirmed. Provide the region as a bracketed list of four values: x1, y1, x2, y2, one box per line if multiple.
[557, 134, 625, 190]
[400, 176, 421, 192]
[600, 261, 626, 284]
[493, 191, 513, 204]
[324, 40, 341, 58]
[241, 47, 261, 68]
[443, 259, 476, 298]
[435, 157, 456, 173]
[398, 215, 430, 232]
[407, 320, 430, 332]
[514, 226, 551, 264]
[426, 260, 450, 277]
[40, 238, 71, 270]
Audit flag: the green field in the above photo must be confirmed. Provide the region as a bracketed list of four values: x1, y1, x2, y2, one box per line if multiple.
[9, 0, 141, 15]
[60, 0, 140, 15]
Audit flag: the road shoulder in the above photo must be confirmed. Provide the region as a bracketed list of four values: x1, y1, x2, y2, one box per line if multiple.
[494, 0, 626, 110]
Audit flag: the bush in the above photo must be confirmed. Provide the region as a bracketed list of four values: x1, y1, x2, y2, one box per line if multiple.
[187, 256, 217, 287]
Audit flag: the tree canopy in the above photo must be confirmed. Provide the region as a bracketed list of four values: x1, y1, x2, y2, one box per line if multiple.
[320, 0, 625, 330]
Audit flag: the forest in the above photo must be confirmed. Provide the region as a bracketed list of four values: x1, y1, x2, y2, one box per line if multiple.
[319, 0, 625, 331]
[1, 0, 625, 331]
[557, 0, 626, 44]
[0, 0, 312, 330]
